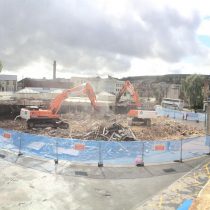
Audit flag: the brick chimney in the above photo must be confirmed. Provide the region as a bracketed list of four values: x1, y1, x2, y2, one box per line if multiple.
[53, 60, 56, 80]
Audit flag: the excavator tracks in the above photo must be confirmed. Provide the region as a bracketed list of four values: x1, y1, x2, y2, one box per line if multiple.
[27, 118, 69, 129]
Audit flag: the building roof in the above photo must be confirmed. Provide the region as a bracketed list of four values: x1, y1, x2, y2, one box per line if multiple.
[18, 77, 71, 82]
[28, 87, 64, 93]
[97, 91, 115, 97]
[18, 78, 72, 89]
[16, 88, 40, 94]
[16, 87, 64, 94]
[0, 74, 17, 81]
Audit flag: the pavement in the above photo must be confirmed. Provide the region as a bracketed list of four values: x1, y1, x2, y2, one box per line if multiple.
[135, 157, 210, 210]
[0, 149, 208, 179]
[0, 149, 209, 210]
[190, 179, 210, 209]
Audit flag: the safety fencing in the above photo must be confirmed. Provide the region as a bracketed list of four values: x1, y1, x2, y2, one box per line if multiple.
[0, 128, 210, 166]
[155, 106, 206, 122]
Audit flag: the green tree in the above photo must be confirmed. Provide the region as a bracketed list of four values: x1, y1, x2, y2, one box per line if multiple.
[180, 74, 204, 109]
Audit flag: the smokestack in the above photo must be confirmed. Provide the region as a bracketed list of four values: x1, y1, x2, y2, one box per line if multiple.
[53, 60, 56, 80]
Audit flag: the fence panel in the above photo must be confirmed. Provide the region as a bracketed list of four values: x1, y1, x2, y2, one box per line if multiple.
[0, 128, 18, 151]
[155, 107, 205, 122]
[101, 140, 144, 165]
[181, 136, 209, 159]
[143, 140, 181, 163]
[18, 132, 56, 160]
[0, 128, 209, 165]
[56, 138, 99, 164]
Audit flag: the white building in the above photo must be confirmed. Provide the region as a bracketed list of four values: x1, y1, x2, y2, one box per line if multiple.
[166, 84, 181, 99]
[71, 76, 127, 98]
[0, 74, 17, 92]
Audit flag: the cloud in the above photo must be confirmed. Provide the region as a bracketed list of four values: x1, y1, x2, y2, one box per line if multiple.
[197, 18, 210, 36]
[0, 0, 207, 77]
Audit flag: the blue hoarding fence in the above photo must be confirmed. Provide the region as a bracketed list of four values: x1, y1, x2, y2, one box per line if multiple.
[206, 135, 210, 155]
[0, 128, 209, 166]
[155, 106, 206, 122]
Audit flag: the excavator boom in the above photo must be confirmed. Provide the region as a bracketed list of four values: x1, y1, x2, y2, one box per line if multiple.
[20, 83, 98, 129]
[50, 83, 97, 114]
[115, 80, 141, 107]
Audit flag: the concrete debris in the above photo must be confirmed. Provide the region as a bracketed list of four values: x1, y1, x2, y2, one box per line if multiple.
[0, 113, 205, 141]
[131, 119, 204, 140]
[77, 122, 136, 141]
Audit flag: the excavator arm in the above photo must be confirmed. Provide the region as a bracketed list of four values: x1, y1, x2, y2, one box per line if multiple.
[49, 83, 98, 114]
[115, 80, 141, 107]
[83, 83, 97, 110]
[20, 82, 98, 129]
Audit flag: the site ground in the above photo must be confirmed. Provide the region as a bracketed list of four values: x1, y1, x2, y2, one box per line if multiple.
[0, 149, 209, 210]
[0, 110, 208, 209]
[0, 114, 205, 141]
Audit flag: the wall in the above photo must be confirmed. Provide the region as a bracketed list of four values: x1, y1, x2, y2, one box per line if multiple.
[166, 84, 181, 99]
[71, 76, 130, 100]
[0, 74, 17, 92]
[18, 78, 73, 90]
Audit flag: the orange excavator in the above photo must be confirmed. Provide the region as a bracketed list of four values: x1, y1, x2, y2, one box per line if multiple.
[115, 80, 141, 109]
[116, 80, 156, 126]
[20, 83, 98, 129]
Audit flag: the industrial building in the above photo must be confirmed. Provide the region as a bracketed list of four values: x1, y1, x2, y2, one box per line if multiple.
[0, 74, 17, 92]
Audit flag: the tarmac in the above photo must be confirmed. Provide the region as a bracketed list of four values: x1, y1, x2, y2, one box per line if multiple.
[0, 149, 209, 210]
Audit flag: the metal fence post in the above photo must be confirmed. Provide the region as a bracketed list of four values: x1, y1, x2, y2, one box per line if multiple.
[180, 138, 183, 162]
[207, 136, 210, 155]
[206, 102, 210, 155]
[174, 139, 183, 163]
[98, 141, 103, 167]
[140, 141, 145, 166]
[136, 141, 144, 167]
[18, 134, 23, 156]
[54, 139, 58, 164]
[205, 111, 207, 129]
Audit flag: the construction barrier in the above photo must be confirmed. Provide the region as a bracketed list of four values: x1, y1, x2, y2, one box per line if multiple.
[0, 128, 209, 165]
[155, 106, 206, 122]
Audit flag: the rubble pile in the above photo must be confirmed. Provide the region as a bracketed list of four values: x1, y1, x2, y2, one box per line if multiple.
[131, 118, 204, 140]
[0, 113, 205, 141]
[74, 122, 136, 141]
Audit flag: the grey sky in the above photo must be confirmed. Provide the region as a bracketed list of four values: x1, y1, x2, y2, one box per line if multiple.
[0, 0, 208, 78]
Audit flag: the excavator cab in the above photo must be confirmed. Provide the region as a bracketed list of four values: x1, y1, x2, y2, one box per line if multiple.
[115, 80, 141, 114]
[115, 80, 157, 126]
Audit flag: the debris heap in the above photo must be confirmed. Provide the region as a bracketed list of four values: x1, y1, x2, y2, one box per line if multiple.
[76, 122, 136, 141]
[0, 113, 205, 141]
